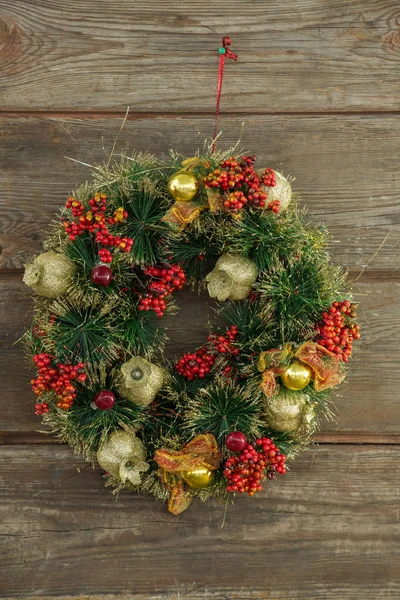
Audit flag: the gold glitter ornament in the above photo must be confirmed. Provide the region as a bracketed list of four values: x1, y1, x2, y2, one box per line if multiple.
[167, 171, 199, 202]
[205, 254, 258, 301]
[116, 356, 165, 407]
[258, 169, 292, 212]
[263, 389, 307, 432]
[97, 429, 149, 485]
[182, 466, 214, 489]
[23, 251, 75, 298]
[280, 360, 312, 391]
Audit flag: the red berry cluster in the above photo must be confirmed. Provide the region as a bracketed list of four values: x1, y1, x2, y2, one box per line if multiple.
[175, 325, 239, 380]
[203, 156, 278, 213]
[224, 437, 286, 496]
[315, 300, 360, 362]
[98, 248, 112, 263]
[138, 264, 186, 317]
[35, 401, 49, 416]
[175, 347, 216, 380]
[268, 199, 280, 214]
[261, 168, 276, 187]
[62, 193, 133, 253]
[224, 190, 247, 211]
[207, 325, 239, 354]
[31, 353, 86, 410]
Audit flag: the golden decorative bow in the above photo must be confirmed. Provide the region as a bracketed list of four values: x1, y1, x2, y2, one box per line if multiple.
[162, 157, 242, 227]
[154, 434, 221, 515]
[161, 201, 203, 227]
[258, 342, 345, 399]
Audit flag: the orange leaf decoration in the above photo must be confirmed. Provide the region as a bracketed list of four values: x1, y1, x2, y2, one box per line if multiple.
[295, 342, 345, 391]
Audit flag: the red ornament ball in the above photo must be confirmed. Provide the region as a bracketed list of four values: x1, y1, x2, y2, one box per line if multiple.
[91, 265, 112, 287]
[226, 431, 247, 453]
[94, 390, 115, 410]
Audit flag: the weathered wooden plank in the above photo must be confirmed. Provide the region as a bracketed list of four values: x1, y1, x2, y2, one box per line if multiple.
[1, 1, 400, 112]
[2, 276, 399, 436]
[0, 444, 399, 598]
[0, 114, 399, 271]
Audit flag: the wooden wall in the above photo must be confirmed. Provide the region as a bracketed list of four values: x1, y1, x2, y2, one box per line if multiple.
[0, 1, 399, 598]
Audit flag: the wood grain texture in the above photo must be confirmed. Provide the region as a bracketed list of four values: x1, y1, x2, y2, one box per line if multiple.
[1, 1, 400, 112]
[1, 114, 399, 271]
[1, 444, 399, 599]
[2, 276, 399, 436]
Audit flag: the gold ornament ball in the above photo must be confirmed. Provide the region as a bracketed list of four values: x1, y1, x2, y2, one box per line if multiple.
[280, 361, 312, 391]
[182, 466, 214, 489]
[168, 172, 199, 202]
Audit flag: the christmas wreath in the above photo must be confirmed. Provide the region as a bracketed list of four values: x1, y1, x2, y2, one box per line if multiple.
[23, 149, 360, 515]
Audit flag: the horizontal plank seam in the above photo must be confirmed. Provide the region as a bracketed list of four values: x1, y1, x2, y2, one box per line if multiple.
[1, 270, 399, 282]
[1, 432, 400, 445]
[1, 110, 400, 119]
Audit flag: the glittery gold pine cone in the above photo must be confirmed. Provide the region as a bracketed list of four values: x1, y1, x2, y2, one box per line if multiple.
[116, 356, 164, 407]
[97, 429, 149, 485]
[205, 254, 258, 301]
[23, 251, 75, 298]
[263, 389, 307, 433]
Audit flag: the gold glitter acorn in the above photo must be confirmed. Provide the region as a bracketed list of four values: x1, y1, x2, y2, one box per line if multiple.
[167, 171, 199, 202]
[182, 466, 214, 489]
[116, 356, 165, 407]
[23, 251, 75, 298]
[258, 169, 292, 212]
[263, 389, 307, 433]
[205, 254, 258, 301]
[280, 360, 312, 391]
[97, 429, 149, 485]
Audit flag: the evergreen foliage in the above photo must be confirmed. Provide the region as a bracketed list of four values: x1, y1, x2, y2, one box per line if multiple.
[23, 147, 358, 510]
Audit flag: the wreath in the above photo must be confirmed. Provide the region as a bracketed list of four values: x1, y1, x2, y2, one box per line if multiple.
[22, 148, 360, 515]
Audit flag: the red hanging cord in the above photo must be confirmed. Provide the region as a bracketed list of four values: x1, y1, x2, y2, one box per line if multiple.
[211, 36, 238, 154]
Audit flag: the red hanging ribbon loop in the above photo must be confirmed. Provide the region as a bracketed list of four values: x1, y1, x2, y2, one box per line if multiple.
[212, 37, 238, 153]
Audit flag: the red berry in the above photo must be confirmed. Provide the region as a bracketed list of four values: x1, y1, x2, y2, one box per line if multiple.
[91, 265, 112, 287]
[94, 390, 116, 410]
[226, 431, 247, 453]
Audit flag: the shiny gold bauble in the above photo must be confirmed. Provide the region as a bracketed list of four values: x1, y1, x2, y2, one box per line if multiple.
[182, 466, 214, 489]
[167, 171, 199, 202]
[280, 360, 312, 391]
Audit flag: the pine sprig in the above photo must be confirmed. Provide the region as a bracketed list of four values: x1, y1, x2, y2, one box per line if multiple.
[184, 380, 264, 445]
[42, 295, 122, 367]
[257, 257, 347, 344]
[118, 185, 170, 265]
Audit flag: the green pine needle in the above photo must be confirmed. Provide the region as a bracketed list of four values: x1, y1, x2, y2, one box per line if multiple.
[184, 380, 264, 445]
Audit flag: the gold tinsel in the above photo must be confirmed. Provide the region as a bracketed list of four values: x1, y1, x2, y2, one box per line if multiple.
[97, 429, 149, 485]
[116, 356, 165, 407]
[205, 254, 258, 301]
[23, 251, 75, 298]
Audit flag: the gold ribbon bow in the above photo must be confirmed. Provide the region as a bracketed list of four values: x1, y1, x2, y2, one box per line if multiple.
[162, 157, 242, 227]
[162, 201, 203, 227]
[258, 341, 345, 399]
[153, 434, 221, 515]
